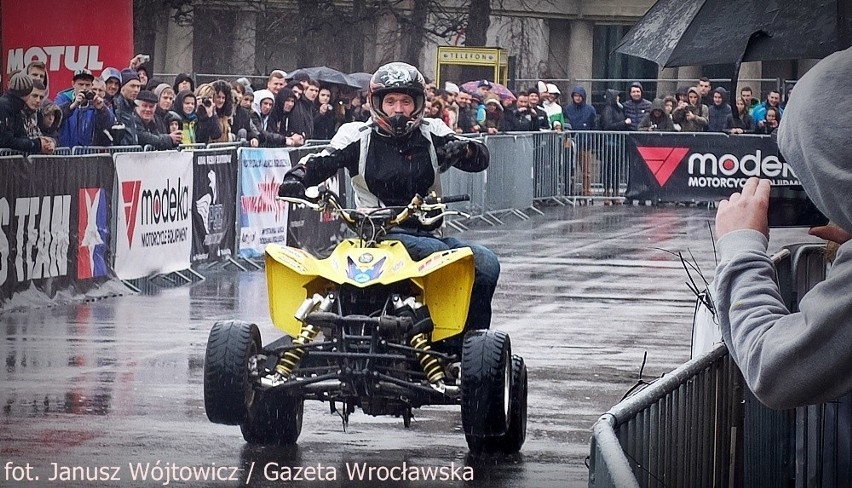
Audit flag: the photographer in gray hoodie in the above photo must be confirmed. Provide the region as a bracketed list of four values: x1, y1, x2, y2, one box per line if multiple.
[714, 46, 852, 410]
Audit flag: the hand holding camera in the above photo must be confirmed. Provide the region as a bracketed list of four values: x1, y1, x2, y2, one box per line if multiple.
[198, 98, 215, 118]
[715, 177, 770, 239]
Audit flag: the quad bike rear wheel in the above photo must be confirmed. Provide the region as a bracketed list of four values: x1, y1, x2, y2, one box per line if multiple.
[461, 329, 512, 449]
[467, 354, 528, 454]
[203, 320, 261, 425]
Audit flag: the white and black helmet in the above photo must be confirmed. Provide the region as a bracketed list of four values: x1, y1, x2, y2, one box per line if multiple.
[368, 62, 426, 137]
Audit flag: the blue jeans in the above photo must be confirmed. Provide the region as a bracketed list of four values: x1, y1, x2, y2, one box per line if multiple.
[383, 229, 500, 331]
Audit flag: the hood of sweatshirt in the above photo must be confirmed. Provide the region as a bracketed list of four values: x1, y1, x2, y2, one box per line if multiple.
[571, 86, 587, 104]
[252, 89, 274, 118]
[777, 46, 852, 232]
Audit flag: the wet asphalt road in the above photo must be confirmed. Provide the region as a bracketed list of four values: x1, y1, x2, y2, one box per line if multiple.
[0, 203, 821, 488]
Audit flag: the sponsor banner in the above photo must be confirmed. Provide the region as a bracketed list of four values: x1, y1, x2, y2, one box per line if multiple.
[286, 169, 348, 257]
[191, 149, 238, 263]
[114, 151, 194, 280]
[0, 155, 117, 308]
[625, 133, 798, 202]
[2, 0, 133, 93]
[238, 148, 292, 258]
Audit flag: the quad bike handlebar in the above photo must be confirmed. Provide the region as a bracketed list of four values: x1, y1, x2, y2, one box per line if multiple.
[277, 186, 470, 242]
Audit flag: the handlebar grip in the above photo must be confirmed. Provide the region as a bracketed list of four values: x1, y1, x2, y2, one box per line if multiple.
[424, 194, 470, 205]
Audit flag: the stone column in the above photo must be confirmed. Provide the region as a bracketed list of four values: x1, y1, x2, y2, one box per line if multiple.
[737, 61, 763, 96]
[231, 11, 257, 75]
[677, 65, 702, 88]
[163, 9, 194, 76]
[566, 19, 594, 94]
[657, 66, 678, 99]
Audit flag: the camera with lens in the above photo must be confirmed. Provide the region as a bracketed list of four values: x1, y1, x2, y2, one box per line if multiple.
[79, 90, 96, 107]
[202, 98, 213, 108]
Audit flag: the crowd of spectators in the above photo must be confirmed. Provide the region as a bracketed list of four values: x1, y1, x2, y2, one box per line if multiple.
[0, 58, 789, 155]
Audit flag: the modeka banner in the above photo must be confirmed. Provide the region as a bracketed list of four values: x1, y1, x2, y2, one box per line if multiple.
[113, 151, 194, 280]
[625, 133, 799, 202]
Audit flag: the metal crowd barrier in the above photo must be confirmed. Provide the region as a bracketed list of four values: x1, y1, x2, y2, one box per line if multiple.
[588, 244, 846, 487]
[72, 145, 148, 155]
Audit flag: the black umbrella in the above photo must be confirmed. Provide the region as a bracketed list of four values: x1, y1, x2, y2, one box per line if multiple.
[347, 72, 372, 91]
[616, 0, 852, 67]
[288, 66, 362, 89]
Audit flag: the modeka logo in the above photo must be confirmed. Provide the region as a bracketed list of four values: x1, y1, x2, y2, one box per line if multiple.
[140, 178, 190, 226]
[687, 150, 795, 178]
[637, 146, 797, 188]
[636, 147, 689, 187]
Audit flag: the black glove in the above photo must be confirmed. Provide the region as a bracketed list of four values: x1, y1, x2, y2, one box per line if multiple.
[437, 140, 471, 173]
[278, 178, 306, 198]
[278, 166, 307, 198]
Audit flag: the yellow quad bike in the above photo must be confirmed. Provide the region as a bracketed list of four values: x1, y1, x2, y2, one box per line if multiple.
[203, 188, 527, 454]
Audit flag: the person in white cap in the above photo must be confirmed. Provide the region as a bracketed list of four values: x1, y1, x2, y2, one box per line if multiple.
[542, 83, 566, 130]
[443, 82, 460, 130]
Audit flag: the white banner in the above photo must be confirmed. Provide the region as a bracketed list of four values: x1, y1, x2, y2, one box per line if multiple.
[238, 148, 292, 258]
[114, 151, 194, 280]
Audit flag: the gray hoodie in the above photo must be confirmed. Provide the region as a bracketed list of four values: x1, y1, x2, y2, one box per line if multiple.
[714, 46, 852, 409]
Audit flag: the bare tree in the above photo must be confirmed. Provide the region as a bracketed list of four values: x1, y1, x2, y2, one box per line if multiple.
[464, 0, 492, 46]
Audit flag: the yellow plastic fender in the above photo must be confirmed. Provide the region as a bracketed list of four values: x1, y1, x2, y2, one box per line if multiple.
[265, 239, 475, 342]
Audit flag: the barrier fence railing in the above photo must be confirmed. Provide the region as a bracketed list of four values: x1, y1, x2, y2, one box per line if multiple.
[587, 244, 849, 487]
[2, 131, 784, 310]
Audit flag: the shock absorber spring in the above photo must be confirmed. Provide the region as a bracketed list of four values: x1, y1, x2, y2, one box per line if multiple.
[410, 333, 445, 384]
[276, 323, 321, 376]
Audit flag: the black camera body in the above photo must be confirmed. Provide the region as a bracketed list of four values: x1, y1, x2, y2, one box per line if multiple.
[202, 98, 213, 108]
[767, 185, 829, 228]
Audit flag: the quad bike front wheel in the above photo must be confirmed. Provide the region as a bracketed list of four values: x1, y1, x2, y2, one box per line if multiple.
[467, 355, 528, 454]
[461, 329, 512, 447]
[203, 320, 261, 425]
[240, 388, 304, 446]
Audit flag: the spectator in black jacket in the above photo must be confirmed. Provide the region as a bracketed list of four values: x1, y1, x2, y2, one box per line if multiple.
[725, 96, 755, 134]
[707, 87, 732, 132]
[599, 89, 631, 131]
[502, 93, 538, 132]
[114, 69, 143, 145]
[526, 89, 550, 130]
[0, 72, 54, 154]
[134, 90, 181, 150]
[622, 81, 651, 131]
[599, 89, 630, 199]
[266, 88, 305, 147]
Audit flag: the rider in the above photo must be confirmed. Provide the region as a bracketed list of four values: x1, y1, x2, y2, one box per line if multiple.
[278, 62, 499, 334]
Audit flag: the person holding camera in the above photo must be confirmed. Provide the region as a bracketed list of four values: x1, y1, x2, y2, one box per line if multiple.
[714, 46, 852, 411]
[193, 82, 230, 144]
[672, 86, 708, 132]
[56, 69, 115, 148]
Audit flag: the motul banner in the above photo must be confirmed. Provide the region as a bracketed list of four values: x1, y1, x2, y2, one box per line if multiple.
[114, 151, 194, 280]
[191, 149, 238, 263]
[0, 154, 118, 309]
[1, 0, 133, 93]
[238, 148, 291, 259]
[625, 133, 799, 202]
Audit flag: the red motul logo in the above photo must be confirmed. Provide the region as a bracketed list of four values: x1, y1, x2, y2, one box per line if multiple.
[637, 146, 690, 187]
[121, 180, 141, 246]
